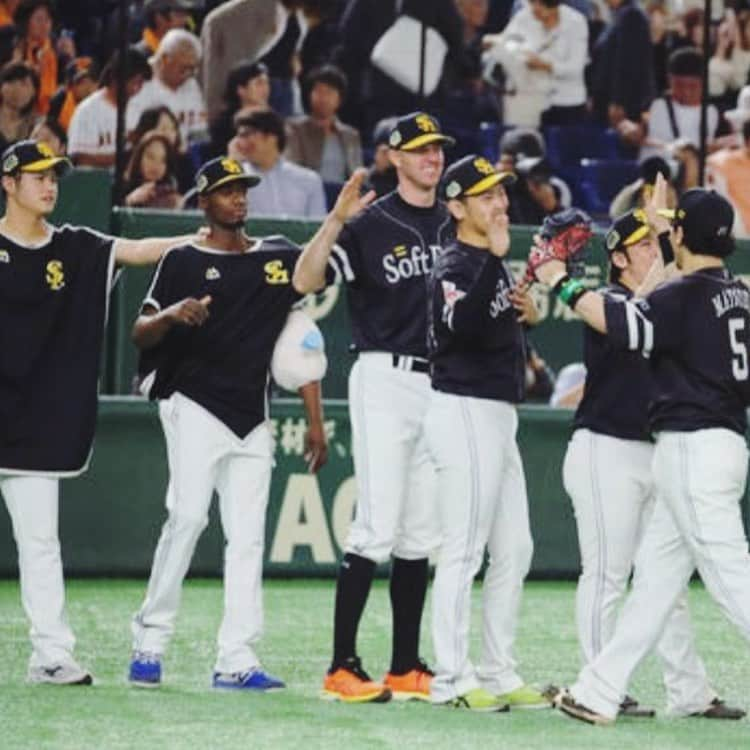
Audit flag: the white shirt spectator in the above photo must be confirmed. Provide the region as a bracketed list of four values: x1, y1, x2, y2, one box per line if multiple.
[127, 76, 207, 147]
[490, 3, 588, 107]
[68, 89, 117, 160]
[640, 97, 719, 159]
[243, 157, 326, 219]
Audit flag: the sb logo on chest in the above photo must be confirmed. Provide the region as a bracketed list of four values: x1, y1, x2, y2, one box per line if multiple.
[45, 260, 65, 291]
[264, 259, 290, 285]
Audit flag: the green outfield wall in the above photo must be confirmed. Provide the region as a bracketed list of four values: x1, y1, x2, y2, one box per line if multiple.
[0, 398, 748, 579]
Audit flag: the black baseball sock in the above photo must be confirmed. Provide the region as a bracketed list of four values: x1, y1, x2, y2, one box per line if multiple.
[331, 552, 376, 669]
[389, 556, 429, 674]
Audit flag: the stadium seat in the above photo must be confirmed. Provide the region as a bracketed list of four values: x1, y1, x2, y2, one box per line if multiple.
[577, 158, 640, 215]
[188, 140, 214, 172]
[544, 125, 621, 171]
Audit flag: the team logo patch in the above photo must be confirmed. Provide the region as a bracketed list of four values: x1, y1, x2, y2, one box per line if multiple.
[605, 230, 620, 251]
[3, 153, 18, 172]
[264, 259, 290, 285]
[441, 280, 466, 308]
[205, 266, 221, 280]
[473, 157, 494, 175]
[445, 181, 461, 199]
[0, 250, 9, 263]
[221, 158, 242, 174]
[389, 130, 403, 147]
[415, 114, 437, 133]
[196, 174, 209, 192]
[45, 259, 65, 291]
[392, 244, 407, 258]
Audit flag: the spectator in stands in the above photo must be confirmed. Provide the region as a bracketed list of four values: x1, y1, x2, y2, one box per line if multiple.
[508, 155, 568, 224]
[640, 47, 720, 159]
[609, 154, 678, 217]
[127, 28, 206, 151]
[726, 84, 750, 134]
[335, 0, 466, 133]
[363, 115, 397, 197]
[200, 0, 310, 124]
[29, 114, 64, 153]
[589, 0, 655, 134]
[647, 0, 679, 96]
[67, 46, 152, 168]
[286, 64, 362, 183]
[209, 60, 270, 158]
[135, 0, 195, 57]
[12, 0, 71, 115]
[123, 130, 182, 209]
[482, 0, 588, 128]
[0, 0, 19, 27]
[228, 108, 326, 218]
[709, 10, 750, 112]
[0, 60, 37, 152]
[497, 126, 546, 173]
[707, 118, 750, 238]
[46, 56, 97, 133]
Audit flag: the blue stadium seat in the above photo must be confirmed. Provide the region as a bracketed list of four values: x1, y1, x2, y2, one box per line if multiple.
[544, 125, 621, 171]
[188, 140, 214, 172]
[577, 158, 639, 215]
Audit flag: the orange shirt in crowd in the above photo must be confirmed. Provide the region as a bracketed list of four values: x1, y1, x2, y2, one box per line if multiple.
[708, 147, 750, 238]
[21, 37, 58, 114]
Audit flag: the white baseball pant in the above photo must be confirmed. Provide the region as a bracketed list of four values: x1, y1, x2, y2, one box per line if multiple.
[132, 392, 273, 674]
[564, 429, 715, 715]
[425, 392, 533, 702]
[1, 475, 77, 669]
[345, 353, 439, 563]
[571, 428, 750, 719]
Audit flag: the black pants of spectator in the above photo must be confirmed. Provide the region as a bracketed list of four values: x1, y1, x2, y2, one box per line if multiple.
[541, 104, 588, 128]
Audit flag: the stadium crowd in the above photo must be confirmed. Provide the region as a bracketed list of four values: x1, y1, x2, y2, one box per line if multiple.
[0, 0, 746, 231]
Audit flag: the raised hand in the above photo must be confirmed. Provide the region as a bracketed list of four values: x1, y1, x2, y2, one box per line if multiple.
[166, 295, 212, 327]
[332, 168, 377, 223]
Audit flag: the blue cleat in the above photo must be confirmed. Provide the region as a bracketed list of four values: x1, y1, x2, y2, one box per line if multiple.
[129, 651, 162, 688]
[212, 668, 286, 691]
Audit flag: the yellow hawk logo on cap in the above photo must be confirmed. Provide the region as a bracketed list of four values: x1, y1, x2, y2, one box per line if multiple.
[46, 260, 65, 291]
[221, 158, 242, 174]
[415, 114, 437, 133]
[473, 158, 495, 175]
[37, 142, 55, 158]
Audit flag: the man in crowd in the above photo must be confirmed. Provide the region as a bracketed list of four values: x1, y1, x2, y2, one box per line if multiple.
[136, 0, 195, 57]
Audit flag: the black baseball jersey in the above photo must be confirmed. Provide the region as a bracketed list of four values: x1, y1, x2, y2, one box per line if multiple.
[605, 267, 750, 435]
[140, 236, 335, 438]
[327, 190, 452, 358]
[428, 239, 526, 402]
[574, 284, 652, 441]
[0, 224, 116, 475]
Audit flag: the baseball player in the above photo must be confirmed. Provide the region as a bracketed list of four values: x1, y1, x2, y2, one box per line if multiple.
[128, 156, 335, 690]
[527, 188, 750, 725]
[563, 198, 744, 719]
[0, 139, 200, 685]
[293, 112, 454, 703]
[425, 155, 548, 711]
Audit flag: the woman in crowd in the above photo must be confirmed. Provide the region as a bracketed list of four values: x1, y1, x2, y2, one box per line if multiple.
[123, 130, 182, 209]
[0, 60, 38, 151]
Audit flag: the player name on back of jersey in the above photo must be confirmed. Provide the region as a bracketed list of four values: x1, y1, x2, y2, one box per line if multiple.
[712, 286, 750, 318]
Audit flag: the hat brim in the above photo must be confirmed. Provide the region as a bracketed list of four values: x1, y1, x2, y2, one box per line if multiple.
[21, 156, 72, 176]
[463, 171, 516, 197]
[398, 133, 456, 151]
[202, 173, 261, 194]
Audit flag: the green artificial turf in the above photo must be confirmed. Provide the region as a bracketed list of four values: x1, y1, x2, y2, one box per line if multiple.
[0, 579, 747, 750]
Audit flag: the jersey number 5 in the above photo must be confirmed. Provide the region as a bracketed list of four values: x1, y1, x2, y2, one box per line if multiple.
[728, 317, 749, 381]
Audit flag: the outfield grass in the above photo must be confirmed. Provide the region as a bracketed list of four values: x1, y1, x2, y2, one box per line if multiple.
[0, 579, 747, 750]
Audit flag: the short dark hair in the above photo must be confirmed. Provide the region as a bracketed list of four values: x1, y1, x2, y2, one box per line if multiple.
[305, 64, 347, 100]
[234, 108, 286, 151]
[13, 0, 55, 33]
[99, 46, 153, 88]
[223, 60, 269, 112]
[668, 47, 703, 78]
[499, 127, 545, 160]
[0, 61, 39, 115]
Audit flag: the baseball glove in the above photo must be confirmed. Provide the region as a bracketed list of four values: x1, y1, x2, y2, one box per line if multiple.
[524, 208, 594, 284]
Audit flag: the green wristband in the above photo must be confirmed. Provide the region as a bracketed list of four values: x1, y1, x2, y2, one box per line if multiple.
[557, 277, 587, 308]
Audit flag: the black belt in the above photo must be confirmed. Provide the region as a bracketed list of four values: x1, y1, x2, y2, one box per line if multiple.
[391, 354, 430, 374]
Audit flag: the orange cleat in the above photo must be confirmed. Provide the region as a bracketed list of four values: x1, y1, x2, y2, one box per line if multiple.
[383, 658, 434, 701]
[321, 657, 392, 703]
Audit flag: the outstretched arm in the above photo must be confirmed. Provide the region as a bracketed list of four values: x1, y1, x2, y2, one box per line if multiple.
[114, 232, 203, 267]
[293, 169, 375, 294]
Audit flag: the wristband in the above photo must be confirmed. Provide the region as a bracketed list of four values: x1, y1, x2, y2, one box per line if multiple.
[658, 231, 674, 264]
[553, 275, 587, 309]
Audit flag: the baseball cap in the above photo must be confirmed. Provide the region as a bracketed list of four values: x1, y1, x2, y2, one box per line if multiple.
[440, 154, 515, 200]
[195, 156, 260, 195]
[1, 140, 71, 176]
[664, 188, 735, 257]
[387, 112, 455, 151]
[605, 209, 653, 253]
